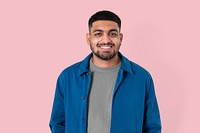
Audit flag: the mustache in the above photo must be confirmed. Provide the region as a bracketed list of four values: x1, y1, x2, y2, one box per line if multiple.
[97, 42, 115, 47]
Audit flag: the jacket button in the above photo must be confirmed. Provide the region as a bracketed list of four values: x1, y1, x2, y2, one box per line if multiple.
[82, 118, 86, 122]
[82, 96, 85, 99]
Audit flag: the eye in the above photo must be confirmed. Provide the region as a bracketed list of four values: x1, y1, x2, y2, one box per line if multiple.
[94, 32, 102, 37]
[110, 32, 118, 37]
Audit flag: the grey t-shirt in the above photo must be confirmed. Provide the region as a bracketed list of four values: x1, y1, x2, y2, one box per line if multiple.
[87, 59, 121, 133]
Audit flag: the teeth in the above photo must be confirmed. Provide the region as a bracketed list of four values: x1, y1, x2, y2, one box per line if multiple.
[100, 46, 112, 49]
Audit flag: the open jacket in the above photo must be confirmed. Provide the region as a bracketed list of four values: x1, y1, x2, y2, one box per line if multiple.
[49, 53, 161, 133]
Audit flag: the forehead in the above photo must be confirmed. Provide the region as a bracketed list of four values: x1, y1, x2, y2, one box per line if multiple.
[90, 20, 119, 32]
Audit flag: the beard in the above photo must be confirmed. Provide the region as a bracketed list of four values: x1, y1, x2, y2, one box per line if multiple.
[90, 42, 121, 60]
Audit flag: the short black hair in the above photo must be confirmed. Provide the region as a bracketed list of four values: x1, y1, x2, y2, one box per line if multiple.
[88, 10, 121, 31]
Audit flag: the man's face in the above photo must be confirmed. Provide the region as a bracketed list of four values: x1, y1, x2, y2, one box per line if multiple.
[86, 20, 123, 60]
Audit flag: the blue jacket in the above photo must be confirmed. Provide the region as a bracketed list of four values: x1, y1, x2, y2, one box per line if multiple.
[49, 53, 161, 133]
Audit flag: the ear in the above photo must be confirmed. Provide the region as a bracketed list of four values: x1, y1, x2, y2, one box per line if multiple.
[86, 33, 91, 45]
[120, 33, 123, 42]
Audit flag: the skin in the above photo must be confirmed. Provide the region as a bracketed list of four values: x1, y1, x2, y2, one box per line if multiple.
[86, 20, 123, 68]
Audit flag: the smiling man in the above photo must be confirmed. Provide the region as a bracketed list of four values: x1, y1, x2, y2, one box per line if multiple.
[49, 10, 161, 133]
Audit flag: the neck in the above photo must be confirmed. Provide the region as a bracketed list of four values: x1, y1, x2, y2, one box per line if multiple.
[92, 53, 121, 68]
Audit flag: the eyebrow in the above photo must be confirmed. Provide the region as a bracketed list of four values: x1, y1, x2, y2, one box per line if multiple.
[93, 29, 103, 33]
[93, 29, 119, 33]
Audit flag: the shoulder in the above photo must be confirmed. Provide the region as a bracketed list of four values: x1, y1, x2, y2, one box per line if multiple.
[124, 57, 152, 80]
[120, 53, 152, 79]
[59, 61, 82, 77]
[131, 61, 151, 76]
[118, 52, 153, 82]
[59, 53, 92, 78]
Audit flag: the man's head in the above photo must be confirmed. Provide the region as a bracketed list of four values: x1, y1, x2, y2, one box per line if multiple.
[87, 10, 123, 61]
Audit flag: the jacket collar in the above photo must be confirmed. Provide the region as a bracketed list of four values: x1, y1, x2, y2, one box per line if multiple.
[78, 52, 133, 75]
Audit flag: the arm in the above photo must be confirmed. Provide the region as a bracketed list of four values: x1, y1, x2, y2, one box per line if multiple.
[49, 75, 65, 133]
[143, 77, 162, 133]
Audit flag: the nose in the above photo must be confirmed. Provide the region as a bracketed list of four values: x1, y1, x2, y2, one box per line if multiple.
[101, 34, 111, 44]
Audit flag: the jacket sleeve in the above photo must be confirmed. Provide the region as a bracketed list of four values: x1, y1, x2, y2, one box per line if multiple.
[143, 76, 162, 133]
[49, 75, 66, 133]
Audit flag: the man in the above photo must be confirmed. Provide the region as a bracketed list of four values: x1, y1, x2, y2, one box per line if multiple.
[49, 10, 161, 133]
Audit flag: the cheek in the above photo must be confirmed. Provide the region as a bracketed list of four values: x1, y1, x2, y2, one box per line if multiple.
[113, 39, 121, 45]
[90, 38, 100, 44]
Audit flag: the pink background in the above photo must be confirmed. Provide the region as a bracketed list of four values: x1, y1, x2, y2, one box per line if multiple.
[0, 0, 200, 132]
